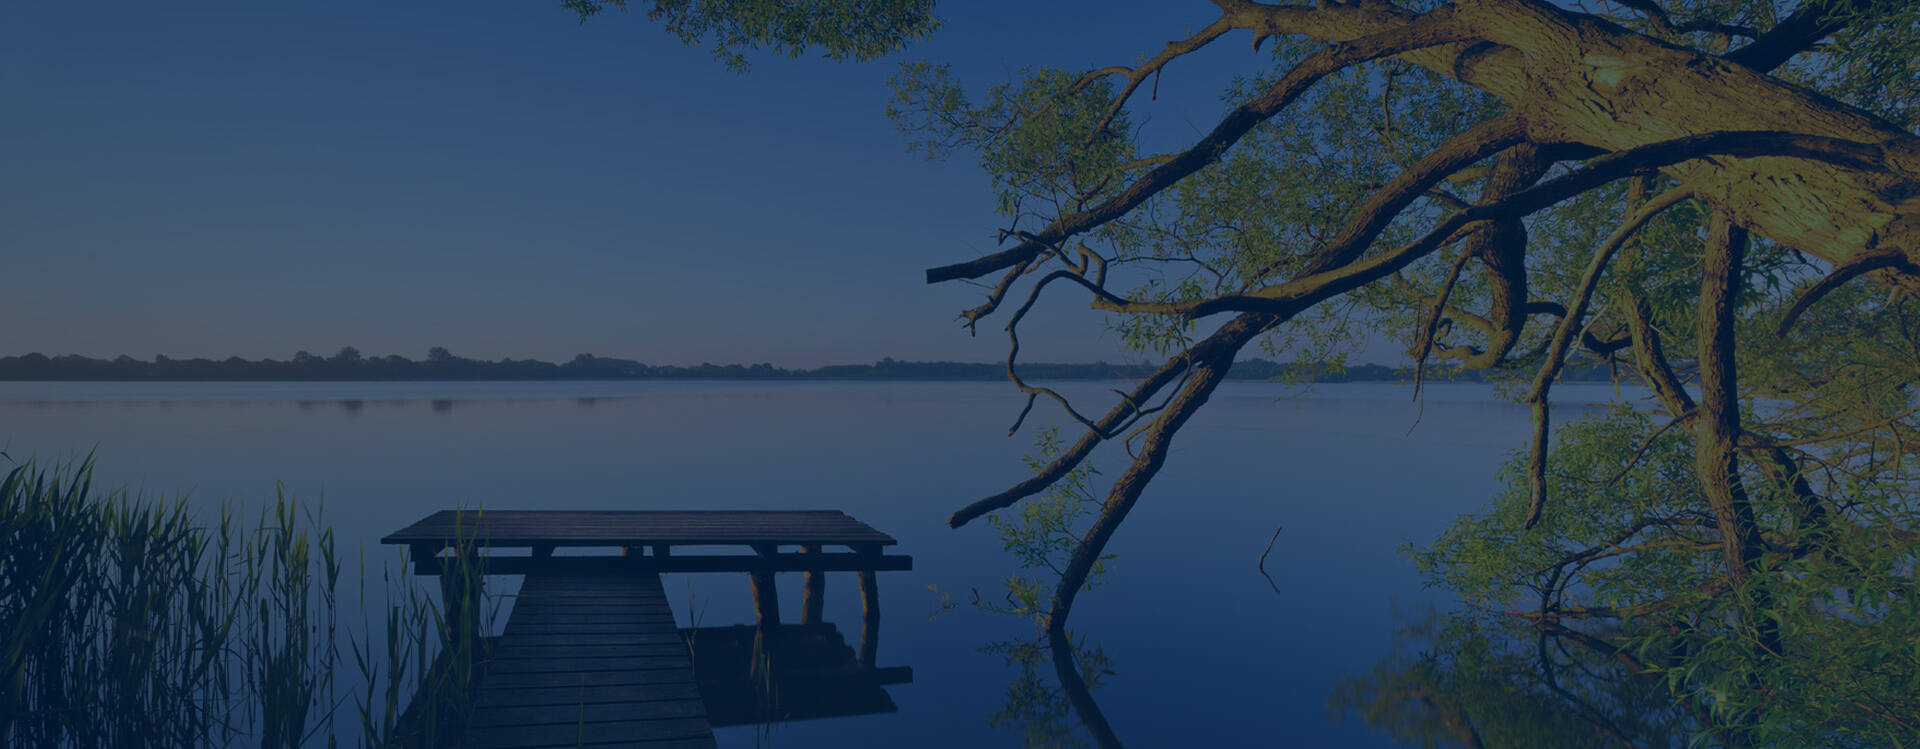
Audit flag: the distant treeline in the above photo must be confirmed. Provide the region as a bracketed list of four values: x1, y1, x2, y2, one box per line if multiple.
[0, 347, 1619, 383]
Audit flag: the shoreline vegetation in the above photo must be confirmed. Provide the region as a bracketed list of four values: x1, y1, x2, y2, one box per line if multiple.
[0, 457, 489, 748]
[0, 348, 1618, 384]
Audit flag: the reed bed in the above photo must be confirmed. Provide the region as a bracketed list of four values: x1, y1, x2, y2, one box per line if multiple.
[0, 456, 489, 748]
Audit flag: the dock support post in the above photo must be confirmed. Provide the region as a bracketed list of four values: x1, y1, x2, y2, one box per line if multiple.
[750, 544, 781, 628]
[800, 544, 826, 624]
[857, 569, 880, 668]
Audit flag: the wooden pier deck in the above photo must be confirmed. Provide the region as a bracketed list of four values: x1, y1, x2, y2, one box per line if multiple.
[381, 509, 912, 747]
[470, 571, 712, 748]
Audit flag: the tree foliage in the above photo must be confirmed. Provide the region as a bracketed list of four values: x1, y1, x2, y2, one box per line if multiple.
[564, 0, 937, 71]
[573, 0, 1920, 743]
[885, 0, 1920, 745]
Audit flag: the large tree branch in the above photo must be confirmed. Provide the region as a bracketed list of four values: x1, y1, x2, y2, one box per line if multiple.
[1623, 289, 1694, 416]
[1042, 311, 1263, 747]
[1724, 0, 1890, 72]
[946, 348, 1195, 528]
[1187, 131, 1891, 318]
[1693, 211, 1781, 657]
[1220, 0, 1920, 296]
[925, 9, 1479, 284]
[1249, 114, 1530, 279]
[1448, 144, 1556, 369]
[1520, 185, 1695, 527]
[1774, 249, 1920, 337]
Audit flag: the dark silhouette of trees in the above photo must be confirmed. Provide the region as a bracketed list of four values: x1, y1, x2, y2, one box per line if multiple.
[0, 350, 1570, 383]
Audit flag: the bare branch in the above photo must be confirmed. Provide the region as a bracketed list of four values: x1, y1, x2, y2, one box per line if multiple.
[1070, 17, 1238, 142]
[946, 351, 1195, 528]
[960, 257, 1036, 334]
[1412, 245, 1480, 400]
[1775, 250, 1920, 338]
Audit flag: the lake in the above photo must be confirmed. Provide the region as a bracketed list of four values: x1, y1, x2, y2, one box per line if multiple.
[0, 379, 1634, 747]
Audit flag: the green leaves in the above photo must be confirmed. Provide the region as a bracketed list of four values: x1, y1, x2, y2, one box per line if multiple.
[890, 63, 1141, 229]
[569, 0, 938, 72]
[980, 428, 1111, 624]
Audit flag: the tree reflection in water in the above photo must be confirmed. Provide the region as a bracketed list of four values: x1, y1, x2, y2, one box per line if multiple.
[956, 428, 1122, 748]
[1334, 407, 1920, 747]
[982, 632, 1114, 749]
[984, 409, 1920, 747]
[1333, 608, 1689, 748]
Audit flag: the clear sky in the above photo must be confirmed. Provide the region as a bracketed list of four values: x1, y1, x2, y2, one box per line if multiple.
[3, 1, 1311, 367]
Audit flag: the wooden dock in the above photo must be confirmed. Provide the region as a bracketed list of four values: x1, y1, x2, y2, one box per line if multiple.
[381, 509, 913, 748]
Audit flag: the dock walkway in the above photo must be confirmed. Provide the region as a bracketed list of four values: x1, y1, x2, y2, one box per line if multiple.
[381, 509, 912, 748]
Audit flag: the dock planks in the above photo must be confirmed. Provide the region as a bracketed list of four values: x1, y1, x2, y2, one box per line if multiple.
[468, 571, 716, 749]
[385, 509, 913, 746]
[382, 510, 897, 549]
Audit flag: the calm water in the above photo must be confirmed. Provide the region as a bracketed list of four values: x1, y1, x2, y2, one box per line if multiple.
[0, 379, 1633, 747]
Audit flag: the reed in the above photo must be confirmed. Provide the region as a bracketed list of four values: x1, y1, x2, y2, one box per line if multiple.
[0, 456, 489, 748]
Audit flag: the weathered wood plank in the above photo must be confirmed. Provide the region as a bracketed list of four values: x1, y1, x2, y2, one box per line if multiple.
[469, 738, 714, 749]
[472, 682, 703, 709]
[504, 601, 674, 614]
[486, 643, 690, 660]
[470, 700, 709, 729]
[481, 668, 695, 690]
[382, 509, 898, 548]
[484, 655, 691, 674]
[494, 632, 688, 647]
[467, 569, 715, 746]
[463, 718, 715, 748]
[503, 601, 672, 611]
[413, 551, 911, 576]
[504, 617, 679, 635]
[503, 608, 677, 624]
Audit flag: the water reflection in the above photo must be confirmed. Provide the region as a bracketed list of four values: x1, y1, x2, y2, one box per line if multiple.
[981, 630, 1112, 748]
[5, 380, 1584, 746]
[1331, 608, 1688, 749]
[685, 623, 912, 728]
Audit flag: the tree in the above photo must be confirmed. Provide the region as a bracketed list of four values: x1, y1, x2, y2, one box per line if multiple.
[562, 0, 938, 71]
[882, 0, 1920, 744]
[571, 0, 1920, 743]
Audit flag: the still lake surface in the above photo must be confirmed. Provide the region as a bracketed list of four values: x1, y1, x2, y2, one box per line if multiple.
[1, 379, 1634, 747]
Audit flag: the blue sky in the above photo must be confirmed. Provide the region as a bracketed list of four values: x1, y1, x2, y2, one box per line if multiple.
[3, 1, 1300, 367]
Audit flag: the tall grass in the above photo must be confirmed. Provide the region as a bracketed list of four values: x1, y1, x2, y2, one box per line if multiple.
[0, 456, 488, 748]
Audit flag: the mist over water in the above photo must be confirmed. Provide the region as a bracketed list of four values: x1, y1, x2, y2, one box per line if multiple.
[0, 380, 1636, 746]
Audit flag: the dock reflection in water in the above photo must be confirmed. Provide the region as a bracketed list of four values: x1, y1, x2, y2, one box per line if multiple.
[684, 623, 912, 729]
